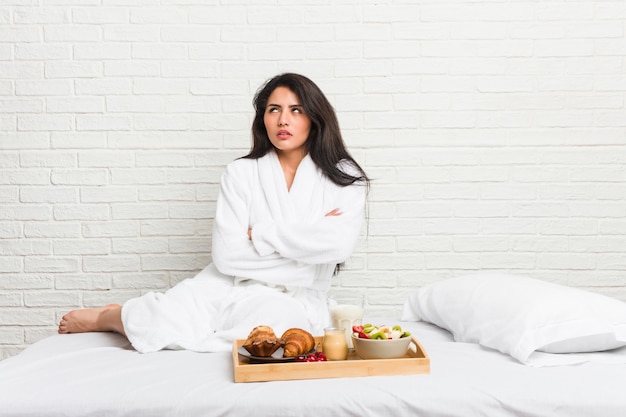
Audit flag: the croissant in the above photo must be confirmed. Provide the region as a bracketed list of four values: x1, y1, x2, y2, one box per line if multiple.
[242, 325, 281, 357]
[281, 328, 315, 357]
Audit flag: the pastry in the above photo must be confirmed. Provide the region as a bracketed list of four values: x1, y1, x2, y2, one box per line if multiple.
[281, 328, 315, 357]
[242, 325, 281, 357]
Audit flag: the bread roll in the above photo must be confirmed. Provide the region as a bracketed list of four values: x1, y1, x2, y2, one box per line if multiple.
[242, 325, 281, 357]
[281, 328, 315, 357]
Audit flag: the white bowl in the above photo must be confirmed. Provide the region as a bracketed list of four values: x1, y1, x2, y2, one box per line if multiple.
[351, 334, 412, 359]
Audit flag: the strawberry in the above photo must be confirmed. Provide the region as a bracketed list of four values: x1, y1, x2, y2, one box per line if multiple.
[352, 325, 364, 333]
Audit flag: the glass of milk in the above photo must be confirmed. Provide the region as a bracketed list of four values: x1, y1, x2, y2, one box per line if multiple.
[328, 294, 364, 350]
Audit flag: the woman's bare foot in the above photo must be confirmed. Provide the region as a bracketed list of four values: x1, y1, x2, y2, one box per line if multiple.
[58, 304, 124, 335]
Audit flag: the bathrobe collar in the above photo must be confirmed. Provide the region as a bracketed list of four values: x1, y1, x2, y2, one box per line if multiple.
[259, 150, 322, 223]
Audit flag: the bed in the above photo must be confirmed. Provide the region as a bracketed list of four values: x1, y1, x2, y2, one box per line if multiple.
[1, 274, 625, 417]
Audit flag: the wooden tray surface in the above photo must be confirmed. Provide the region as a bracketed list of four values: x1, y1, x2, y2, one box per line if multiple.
[233, 336, 430, 383]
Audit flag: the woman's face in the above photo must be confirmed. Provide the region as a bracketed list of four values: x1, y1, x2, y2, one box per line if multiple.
[263, 86, 311, 157]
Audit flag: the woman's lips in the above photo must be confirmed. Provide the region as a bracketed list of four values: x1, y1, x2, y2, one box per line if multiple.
[277, 129, 291, 139]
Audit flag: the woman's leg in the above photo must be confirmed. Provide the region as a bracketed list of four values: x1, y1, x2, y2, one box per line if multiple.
[58, 304, 126, 336]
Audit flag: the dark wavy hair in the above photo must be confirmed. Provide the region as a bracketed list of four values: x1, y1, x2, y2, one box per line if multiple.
[243, 73, 369, 188]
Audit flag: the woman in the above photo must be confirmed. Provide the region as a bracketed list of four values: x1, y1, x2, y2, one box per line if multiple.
[58, 73, 369, 353]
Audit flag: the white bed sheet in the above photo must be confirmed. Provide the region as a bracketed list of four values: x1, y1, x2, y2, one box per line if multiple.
[1, 320, 624, 417]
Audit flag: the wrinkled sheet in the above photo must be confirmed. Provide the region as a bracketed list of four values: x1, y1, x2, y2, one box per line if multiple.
[1, 320, 625, 417]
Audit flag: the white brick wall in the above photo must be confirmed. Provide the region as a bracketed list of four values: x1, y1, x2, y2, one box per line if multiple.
[2, 1, 626, 359]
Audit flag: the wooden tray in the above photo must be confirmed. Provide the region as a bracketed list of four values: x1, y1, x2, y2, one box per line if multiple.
[233, 336, 429, 383]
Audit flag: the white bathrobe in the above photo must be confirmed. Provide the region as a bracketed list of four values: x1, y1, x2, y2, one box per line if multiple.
[122, 150, 366, 353]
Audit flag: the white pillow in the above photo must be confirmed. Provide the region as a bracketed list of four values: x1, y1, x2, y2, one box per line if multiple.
[401, 274, 626, 366]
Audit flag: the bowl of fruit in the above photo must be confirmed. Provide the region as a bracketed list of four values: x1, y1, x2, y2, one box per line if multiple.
[351, 324, 412, 359]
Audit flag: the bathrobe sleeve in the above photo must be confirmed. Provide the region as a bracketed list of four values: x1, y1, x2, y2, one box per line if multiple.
[251, 161, 367, 265]
[211, 162, 318, 286]
[251, 181, 366, 265]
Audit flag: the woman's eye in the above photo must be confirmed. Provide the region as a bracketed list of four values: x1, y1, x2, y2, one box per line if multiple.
[268, 107, 279, 113]
[292, 107, 302, 113]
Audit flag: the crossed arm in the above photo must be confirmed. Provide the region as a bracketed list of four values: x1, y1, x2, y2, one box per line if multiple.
[212, 169, 366, 286]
